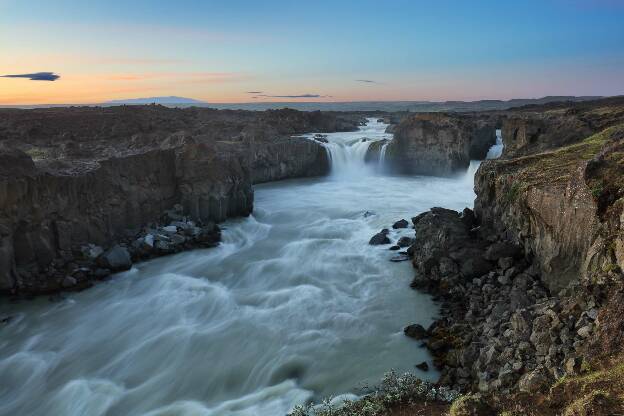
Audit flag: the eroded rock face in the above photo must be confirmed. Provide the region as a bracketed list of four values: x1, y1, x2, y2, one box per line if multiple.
[384, 113, 496, 176]
[251, 137, 329, 183]
[475, 124, 624, 292]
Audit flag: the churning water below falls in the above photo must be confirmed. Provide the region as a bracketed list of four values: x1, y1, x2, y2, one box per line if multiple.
[0, 119, 500, 416]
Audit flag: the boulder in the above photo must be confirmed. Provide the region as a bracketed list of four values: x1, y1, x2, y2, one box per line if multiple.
[518, 368, 550, 393]
[415, 361, 429, 371]
[461, 258, 494, 279]
[483, 242, 523, 261]
[390, 254, 410, 262]
[397, 236, 413, 247]
[61, 276, 77, 288]
[392, 219, 409, 229]
[404, 324, 428, 340]
[81, 244, 104, 260]
[369, 232, 391, 245]
[98, 245, 132, 271]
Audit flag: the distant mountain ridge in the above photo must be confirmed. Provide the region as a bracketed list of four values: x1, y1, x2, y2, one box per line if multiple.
[100, 95, 602, 112]
[2, 95, 609, 112]
[104, 96, 206, 105]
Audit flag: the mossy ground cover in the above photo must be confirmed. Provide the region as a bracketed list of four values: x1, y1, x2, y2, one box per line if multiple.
[488, 124, 624, 208]
[287, 372, 457, 416]
[547, 357, 624, 416]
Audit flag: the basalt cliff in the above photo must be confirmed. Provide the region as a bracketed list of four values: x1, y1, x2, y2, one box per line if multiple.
[0, 106, 362, 295]
[399, 96, 624, 415]
[381, 113, 497, 176]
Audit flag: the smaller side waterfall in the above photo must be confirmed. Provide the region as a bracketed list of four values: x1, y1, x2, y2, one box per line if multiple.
[379, 142, 389, 167]
[486, 129, 504, 159]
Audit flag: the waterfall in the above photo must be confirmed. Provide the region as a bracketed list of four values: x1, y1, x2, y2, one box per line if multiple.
[379, 142, 389, 167]
[486, 129, 504, 159]
[306, 118, 392, 178]
[463, 129, 505, 185]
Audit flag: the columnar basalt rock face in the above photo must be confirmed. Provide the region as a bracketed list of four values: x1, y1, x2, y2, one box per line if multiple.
[475, 124, 624, 293]
[384, 113, 496, 176]
[0, 106, 360, 294]
[250, 137, 330, 183]
[0, 148, 181, 292]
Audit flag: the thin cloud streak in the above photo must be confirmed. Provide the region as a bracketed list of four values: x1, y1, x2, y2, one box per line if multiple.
[252, 93, 331, 99]
[102, 72, 244, 83]
[1, 72, 60, 81]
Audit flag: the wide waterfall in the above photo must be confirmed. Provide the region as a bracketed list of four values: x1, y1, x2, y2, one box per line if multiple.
[305, 118, 391, 176]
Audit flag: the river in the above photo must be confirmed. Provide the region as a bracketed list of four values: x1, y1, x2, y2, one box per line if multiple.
[0, 119, 494, 416]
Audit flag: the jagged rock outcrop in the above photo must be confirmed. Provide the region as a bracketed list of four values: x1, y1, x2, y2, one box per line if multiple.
[0, 106, 361, 294]
[383, 113, 496, 176]
[251, 137, 329, 183]
[404, 208, 603, 395]
[475, 124, 624, 292]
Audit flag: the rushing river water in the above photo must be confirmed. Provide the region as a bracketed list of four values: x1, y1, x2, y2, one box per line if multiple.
[0, 119, 492, 416]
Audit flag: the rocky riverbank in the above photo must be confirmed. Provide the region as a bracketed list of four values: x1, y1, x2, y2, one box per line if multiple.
[391, 97, 624, 415]
[0, 106, 364, 296]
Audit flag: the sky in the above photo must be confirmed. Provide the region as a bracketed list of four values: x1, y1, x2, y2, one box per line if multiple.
[1, 0, 624, 104]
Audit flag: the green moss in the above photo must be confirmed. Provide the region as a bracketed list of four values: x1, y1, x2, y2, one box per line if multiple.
[504, 182, 523, 204]
[591, 183, 604, 199]
[25, 147, 48, 160]
[602, 263, 621, 273]
[450, 394, 493, 416]
[563, 390, 616, 416]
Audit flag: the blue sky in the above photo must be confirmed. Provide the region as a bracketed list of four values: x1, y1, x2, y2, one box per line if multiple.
[1, 0, 623, 103]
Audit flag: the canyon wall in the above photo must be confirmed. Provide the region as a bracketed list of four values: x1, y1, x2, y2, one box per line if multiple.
[0, 106, 359, 294]
[475, 123, 624, 292]
[383, 113, 496, 176]
[251, 137, 329, 183]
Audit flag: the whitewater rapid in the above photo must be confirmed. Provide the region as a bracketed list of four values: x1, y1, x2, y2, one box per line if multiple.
[0, 119, 491, 416]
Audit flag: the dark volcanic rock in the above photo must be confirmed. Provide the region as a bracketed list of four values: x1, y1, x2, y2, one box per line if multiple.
[369, 232, 391, 245]
[397, 236, 413, 247]
[390, 254, 410, 262]
[404, 324, 428, 340]
[0, 106, 361, 295]
[483, 242, 523, 261]
[416, 361, 430, 371]
[392, 219, 409, 229]
[384, 113, 496, 177]
[460, 258, 494, 279]
[98, 245, 132, 271]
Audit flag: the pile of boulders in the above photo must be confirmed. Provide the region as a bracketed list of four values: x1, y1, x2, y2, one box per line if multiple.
[397, 207, 602, 395]
[368, 218, 414, 262]
[25, 204, 221, 294]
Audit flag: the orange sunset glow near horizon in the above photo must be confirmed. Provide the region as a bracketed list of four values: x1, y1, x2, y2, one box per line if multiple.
[1, 0, 623, 105]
